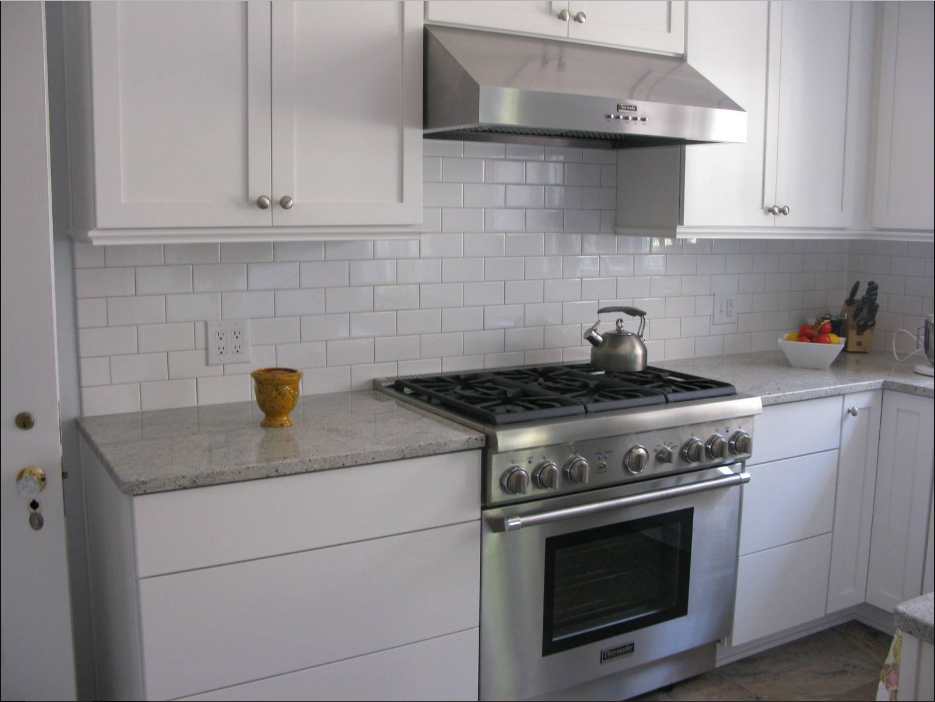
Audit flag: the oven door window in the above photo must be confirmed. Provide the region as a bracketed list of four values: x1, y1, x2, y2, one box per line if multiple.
[542, 507, 693, 656]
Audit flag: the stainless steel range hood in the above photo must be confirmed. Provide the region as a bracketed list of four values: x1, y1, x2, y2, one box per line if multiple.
[424, 25, 746, 149]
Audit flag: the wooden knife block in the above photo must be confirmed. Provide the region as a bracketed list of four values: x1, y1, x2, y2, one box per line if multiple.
[845, 327, 873, 353]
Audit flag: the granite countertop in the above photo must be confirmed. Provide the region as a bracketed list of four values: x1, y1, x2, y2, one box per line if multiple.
[77, 391, 485, 496]
[660, 350, 934, 406]
[894, 592, 934, 645]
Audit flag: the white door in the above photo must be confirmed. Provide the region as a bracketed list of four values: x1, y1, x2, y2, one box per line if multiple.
[87, 1, 273, 229]
[768, 1, 854, 228]
[271, 1, 422, 227]
[567, 1, 685, 54]
[1, 3, 77, 699]
[424, 1, 570, 38]
[680, 1, 770, 228]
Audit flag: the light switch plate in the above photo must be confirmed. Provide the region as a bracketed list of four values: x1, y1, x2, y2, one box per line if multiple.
[206, 319, 251, 365]
[714, 292, 737, 326]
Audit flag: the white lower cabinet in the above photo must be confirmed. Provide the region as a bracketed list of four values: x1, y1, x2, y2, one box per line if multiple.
[732, 534, 833, 647]
[866, 391, 935, 612]
[81, 441, 482, 701]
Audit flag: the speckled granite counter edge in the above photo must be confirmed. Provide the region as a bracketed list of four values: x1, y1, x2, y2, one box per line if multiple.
[895, 592, 934, 645]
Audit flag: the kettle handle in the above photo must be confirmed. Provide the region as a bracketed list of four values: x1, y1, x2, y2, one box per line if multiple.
[597, 306, 646, 318]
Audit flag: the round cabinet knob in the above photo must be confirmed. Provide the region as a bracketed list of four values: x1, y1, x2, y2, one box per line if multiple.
[279, 196, 294, 210]
[501, 467, 530, 495]
[557, 8, 570, 21]
[848, 406, 860, 417]
[564, 457, 590, 485]
[623, 446, 649, 474]
[16, 466, 47, 499]
[656, 446, 674, 464]
[768, 205, 781, 215]
[706, 434, 729, 460]
[729, 431, 753, 455]
[533, 461, 560, 490]
[574, 11, 587, 23]
[256, 195, 271, 210]
[781, 205, 791, 216]
[681, 438, 705, 464]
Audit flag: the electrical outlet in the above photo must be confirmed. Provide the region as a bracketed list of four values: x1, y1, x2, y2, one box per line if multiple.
[206, 320, 251, 365]
[714, 292, 737, 326]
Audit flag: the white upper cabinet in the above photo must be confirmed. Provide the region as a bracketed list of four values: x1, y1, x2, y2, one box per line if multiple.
[424, 1, 685, 54]
[872, 2, 935, 234]
[64, 1, 422, 244]
[681, 1, 875, 233]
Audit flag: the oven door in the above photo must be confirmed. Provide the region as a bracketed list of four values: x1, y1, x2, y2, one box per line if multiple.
[480, 466, 746, 701]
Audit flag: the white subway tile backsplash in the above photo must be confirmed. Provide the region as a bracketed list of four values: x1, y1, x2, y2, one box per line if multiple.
[74, 141, 930, 416]
[76, 267, 135, 298]
[138, 322, 195, 353]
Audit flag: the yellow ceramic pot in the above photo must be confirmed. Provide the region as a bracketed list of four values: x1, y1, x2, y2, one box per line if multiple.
[251, 368, 303, 427]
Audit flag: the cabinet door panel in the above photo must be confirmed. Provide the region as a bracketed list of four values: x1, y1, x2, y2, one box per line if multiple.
[866, 391, 935, 612]
[271, 1, 421, 226]
[90, 2, 272, 228]
[181, 629, 479, 701]
[872, 2, 935, 231]
[772, 2, 853, 228]
[567, 2, 685, 54]
[425, 1, 569, 38]
[739, 450, 837, 556]
[732, 533, 832, 647]
[827, 390, 880, 613]
[680, 1, 770, 227]
[139, 522, 480, 700]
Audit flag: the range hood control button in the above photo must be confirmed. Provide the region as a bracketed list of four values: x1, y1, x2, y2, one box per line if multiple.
[501, 466, 529, 495]
[533, 462, 559, 490]
[564, 457, 590, 484]
[681, 438, 705, 464]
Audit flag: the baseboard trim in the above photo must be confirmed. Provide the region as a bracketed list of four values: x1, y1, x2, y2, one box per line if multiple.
[715, 605, 894, 667]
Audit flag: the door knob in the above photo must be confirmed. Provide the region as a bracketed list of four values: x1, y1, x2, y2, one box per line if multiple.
[279, 196, 294, 210]
[574, 11, 587, 23]
[256, 195, 271, 210]
[16, 467, 47, 499]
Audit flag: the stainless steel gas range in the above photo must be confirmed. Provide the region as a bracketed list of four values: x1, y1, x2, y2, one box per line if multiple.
[378, 363, 761, 701]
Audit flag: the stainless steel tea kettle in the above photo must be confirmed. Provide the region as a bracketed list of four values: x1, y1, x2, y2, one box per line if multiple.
[584, 306, 648, 372]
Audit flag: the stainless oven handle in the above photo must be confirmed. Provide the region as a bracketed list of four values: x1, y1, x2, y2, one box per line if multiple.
[492, 472, 750, 532]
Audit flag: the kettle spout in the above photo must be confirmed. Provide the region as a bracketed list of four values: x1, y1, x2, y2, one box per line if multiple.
[584, 324, 604, 347]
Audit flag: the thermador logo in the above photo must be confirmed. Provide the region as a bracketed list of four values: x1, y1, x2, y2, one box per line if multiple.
[617, 103, 638, 112]
[600, 641, 635, 664]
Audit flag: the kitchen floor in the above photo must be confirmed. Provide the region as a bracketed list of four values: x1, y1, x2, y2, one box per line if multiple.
[631, 621, 890, 701]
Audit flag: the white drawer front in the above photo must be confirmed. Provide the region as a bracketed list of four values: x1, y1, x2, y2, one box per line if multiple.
[750, 396, 842, 465]
[140, 521, 480, 700]
[134, 450, 481, 576]
[731, 533, 832, 647]
[181, 628, 479, 701]
[739, 450, 837, 556]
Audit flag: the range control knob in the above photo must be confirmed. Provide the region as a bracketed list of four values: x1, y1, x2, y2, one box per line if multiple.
[501, 466, 529, 495]
[656, 446, 674, 464]
[729, 431, 753, 455]
[533, 461, 560, 490]
[706, 434, 729, 460]
[564, 457, 590, 484]
[681, 438, 705, 464]
[623, 446, 649, 474]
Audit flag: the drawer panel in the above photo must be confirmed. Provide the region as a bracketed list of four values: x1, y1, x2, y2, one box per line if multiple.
[134, 450, 481, 576]
[739, 450, 838, 556]
[140, 521, 480, 700]
[181, 628, 479, 701]
[731, 533, 832, 647]
[750, 396, 842, 465]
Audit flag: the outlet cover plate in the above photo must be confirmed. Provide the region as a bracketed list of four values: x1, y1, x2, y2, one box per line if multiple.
[207, 319, 251, 366]
[713, 292, 737, 326]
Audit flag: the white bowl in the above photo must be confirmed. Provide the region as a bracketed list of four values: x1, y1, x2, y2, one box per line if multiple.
[778, 336, 845, 370]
